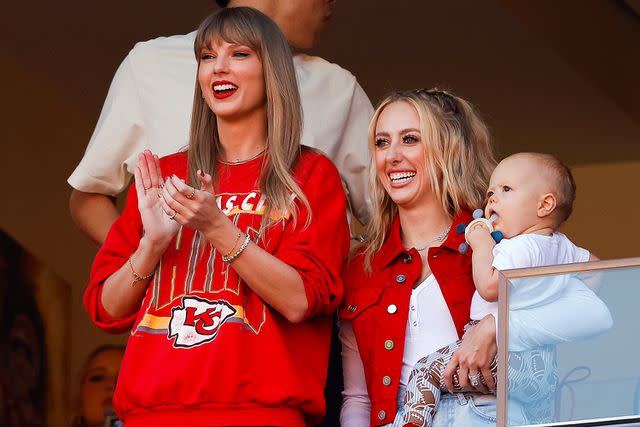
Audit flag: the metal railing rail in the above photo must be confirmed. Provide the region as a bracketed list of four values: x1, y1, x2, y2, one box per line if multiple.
[497, 257, 640, 427]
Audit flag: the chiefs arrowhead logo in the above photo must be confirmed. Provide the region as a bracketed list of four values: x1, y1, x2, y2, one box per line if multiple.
[168, 296, 237, 348]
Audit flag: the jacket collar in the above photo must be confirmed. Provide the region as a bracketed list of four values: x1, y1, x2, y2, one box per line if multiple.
[373, 210, 473, 270]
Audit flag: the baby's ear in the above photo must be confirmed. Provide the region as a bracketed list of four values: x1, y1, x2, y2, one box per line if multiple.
[538, 193, 557, 218]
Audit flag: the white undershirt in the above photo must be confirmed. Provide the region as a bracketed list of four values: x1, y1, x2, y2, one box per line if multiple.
[401, 275, 459, 386]
[340, 275, 458, 426]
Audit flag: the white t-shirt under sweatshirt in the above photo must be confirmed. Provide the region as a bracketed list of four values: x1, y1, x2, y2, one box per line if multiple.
[68, 31, 374, 223]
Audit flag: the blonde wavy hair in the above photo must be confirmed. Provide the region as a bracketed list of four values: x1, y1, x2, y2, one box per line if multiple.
[363, 88, 496, 271]
[188, 7, 309, 230]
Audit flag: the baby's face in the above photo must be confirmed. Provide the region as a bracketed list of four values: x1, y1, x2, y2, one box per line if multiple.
[484, 155, 549, 238]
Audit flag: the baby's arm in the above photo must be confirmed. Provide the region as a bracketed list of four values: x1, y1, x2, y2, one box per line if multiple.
[467, 223, 500, 302]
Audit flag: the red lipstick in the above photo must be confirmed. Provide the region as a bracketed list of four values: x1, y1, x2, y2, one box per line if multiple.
[212, 80, 238, 100]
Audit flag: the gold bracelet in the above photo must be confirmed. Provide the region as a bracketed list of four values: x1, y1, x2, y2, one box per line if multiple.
[223, 231, 243, 260]
[128, 254, 155, 287]
[222, 234, 251, 263]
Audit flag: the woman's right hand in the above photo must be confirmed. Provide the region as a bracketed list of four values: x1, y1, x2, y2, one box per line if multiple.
[134, 150, 180, 249]
[444, 314, 497, 394]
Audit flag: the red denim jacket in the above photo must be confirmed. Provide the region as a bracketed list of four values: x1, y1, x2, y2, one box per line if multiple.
[340, 211, 476, 426]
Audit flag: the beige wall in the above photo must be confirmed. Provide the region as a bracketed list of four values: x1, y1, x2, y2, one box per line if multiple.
[562, 161, 640, 260]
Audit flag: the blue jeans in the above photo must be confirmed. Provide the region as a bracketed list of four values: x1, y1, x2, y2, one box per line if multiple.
[430, 393, 528, 427]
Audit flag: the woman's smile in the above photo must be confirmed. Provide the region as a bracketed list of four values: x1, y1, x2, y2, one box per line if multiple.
[212, 80, 239, 99]
[388, 170, 417, 187]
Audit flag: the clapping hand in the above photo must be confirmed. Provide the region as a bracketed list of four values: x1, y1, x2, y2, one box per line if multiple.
[134, 150, 180, 248]
[159, 169, 227, 237]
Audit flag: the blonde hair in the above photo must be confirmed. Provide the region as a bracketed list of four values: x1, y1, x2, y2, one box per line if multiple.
[188, 7, 309, 230]
[363, 88, 496, 270]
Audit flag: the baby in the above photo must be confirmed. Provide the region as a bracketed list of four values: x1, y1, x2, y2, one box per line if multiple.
[392, 152, 599, 427]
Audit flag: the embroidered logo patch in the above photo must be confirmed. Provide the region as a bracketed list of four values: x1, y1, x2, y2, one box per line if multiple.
[168, 296, 237, 348]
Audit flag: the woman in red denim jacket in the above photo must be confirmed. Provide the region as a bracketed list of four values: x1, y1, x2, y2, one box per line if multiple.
[339, 89, 502, 427]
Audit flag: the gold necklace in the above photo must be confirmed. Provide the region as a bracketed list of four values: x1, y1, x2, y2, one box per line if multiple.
[405, 225, 451, 252]
[218, 147, 267, 165]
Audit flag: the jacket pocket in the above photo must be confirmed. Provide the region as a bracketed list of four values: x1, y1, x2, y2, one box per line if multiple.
[339, 287, 384, 320]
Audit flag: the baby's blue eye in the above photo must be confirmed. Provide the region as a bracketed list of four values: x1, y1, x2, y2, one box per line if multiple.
[503, 186, 511, 192]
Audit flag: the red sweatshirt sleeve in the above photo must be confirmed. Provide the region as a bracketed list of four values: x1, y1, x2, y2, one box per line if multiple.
[273, 154, 350, 319]
[83, 182, 144, 334]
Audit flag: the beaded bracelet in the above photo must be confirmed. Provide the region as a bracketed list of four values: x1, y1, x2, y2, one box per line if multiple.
[222, 233, 251, 263]
[128, 254, 155, 287]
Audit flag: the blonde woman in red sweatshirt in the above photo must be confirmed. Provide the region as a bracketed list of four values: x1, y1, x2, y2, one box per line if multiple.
[84, 7, 349, 426]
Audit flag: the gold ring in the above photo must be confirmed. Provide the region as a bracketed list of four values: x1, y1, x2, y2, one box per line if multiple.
[143, 186, 150, 191]
[186, 188, 196, 199]
[169, 211, 177, 220]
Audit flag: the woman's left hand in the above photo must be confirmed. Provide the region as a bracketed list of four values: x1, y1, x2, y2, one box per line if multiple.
[444, 314, 497, 394]
[159, 171, 226, 235]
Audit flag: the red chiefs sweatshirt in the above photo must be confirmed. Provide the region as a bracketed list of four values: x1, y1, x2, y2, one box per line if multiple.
[84, 149, 350, 426]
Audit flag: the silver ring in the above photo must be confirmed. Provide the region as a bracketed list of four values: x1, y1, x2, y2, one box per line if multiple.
[469, 372, 481, 387]
[169, 211, 177, 220]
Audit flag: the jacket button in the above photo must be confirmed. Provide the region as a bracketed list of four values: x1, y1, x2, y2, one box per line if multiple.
[382, 375, 392, 386]
[378, 409, 387, 420]
[347, 304, 357, 312]
[387, 304, 397, 314]
[396, 274, 406, 283]
[384, 339, 394, 350]
[403, 254, 413, 263]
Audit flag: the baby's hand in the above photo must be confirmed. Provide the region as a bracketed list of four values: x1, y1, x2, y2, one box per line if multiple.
[466, 219, 492, 248]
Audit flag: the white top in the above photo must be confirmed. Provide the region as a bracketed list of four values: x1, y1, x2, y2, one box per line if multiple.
[340, 275, 458, 426]
[68, 31, 374, 223]
[401, 275, 459, 386]
[470, 232, 591, 321]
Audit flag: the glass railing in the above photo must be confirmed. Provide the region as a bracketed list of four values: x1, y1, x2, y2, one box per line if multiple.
[497, 257, 640, 427]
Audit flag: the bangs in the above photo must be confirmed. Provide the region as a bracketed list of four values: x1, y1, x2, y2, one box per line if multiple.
[194, 9, 262, 57]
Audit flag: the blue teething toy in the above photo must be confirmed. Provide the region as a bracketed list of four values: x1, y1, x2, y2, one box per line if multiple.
[456, 208, 503, 254]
